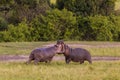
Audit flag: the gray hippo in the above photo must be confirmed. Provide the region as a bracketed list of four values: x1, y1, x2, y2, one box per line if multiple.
[57, 40, 92, 64]
[27, 43, 63, 64]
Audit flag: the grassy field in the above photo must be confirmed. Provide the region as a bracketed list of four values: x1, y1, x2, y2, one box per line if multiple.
[0, 61, 120, 80]
[0, 42, 54, 55]
[0, 41, 120, 56]
[63, 41, 120, 57]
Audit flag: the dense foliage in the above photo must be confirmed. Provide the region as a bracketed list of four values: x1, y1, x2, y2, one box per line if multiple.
[0, 0, 120, 42]
[56, 0, 115, 16]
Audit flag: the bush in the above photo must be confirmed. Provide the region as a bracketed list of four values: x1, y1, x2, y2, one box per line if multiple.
[0, 21, 33, 42]
[0, 31, 4, 42]
[56, 0, 115, 16]
[89, 15, 114, 41]
[30, 9, 79, 41]
[0, 17, 8, 31]
[111, 15, 120, 41]
[77, 15, 120, 41]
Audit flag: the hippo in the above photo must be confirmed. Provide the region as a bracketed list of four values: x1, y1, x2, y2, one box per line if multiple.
[27, 43, 63, 64]
[57, 40, 92, 64]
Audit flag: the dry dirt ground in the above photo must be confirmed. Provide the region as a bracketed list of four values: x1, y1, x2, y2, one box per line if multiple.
[0, 55, 120, 62]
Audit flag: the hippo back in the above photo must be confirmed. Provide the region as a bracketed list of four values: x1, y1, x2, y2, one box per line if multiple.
[71, 48, 91, 58]
[33, 46, 57, 57]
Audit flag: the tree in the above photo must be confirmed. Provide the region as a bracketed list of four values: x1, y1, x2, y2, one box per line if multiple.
[0, 21, 33, 42]
[0, 0, 51, 25]
[13, 0, 50, 22]
[56, 0, 116, 16]
[30, 9, 79, 41]
[77, 15, 120, 41]
[0, 17, 8, 31]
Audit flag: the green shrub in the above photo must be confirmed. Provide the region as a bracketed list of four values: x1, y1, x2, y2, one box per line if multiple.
[0, 31, 4, 41]
[77, 15, 120, 41]
[0, 21, 32, 42]
[0, 17, 8, 31]
[30, 9, 79, 41]
[56, 0, 115, 16]
[89, 15, 114, 41]
[111, 15, 120, 41]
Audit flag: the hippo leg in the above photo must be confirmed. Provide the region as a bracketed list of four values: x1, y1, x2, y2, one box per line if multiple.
[80, 60, 84, 64]
[26, 53, 34, 64]
[45, 60, 49, 63]
[88, 59, 92, 64]
[34, 59, 39, 65]
[86, 57, 92, 64]
[26, 56, 35, 64]
[26, 59, 32, 64]
[48, 59, 52, 63]
[65, 57, 71, 64]
[45, 57, 53, 63]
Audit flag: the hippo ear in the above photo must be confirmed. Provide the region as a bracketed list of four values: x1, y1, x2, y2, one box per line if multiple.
[57, 40, 64, 44]
[64, 44, 69, 50]
[54, 45, 58, 47]
[61, 40, 64, 44]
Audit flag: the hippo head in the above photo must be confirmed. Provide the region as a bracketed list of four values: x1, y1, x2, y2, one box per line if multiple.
[54, 42, 64, 53]
[56, 40, 65, 54]
[56, 40, 70, 56]
[57, 40, 64, 44]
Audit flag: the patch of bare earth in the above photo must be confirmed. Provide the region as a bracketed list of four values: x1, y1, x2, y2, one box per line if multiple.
[0, 55, 120, 62]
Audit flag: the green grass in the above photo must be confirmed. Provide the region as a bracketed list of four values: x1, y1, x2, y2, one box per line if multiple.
[87, 47, 120, 56]
[0, 61, 120, 80]
[0, 42, 54, 55]
[0, 41, 120, 56]
[66, 41, 120, 57]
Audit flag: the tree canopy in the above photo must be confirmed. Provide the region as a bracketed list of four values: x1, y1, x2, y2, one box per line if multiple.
[0, 0, 120, 42]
